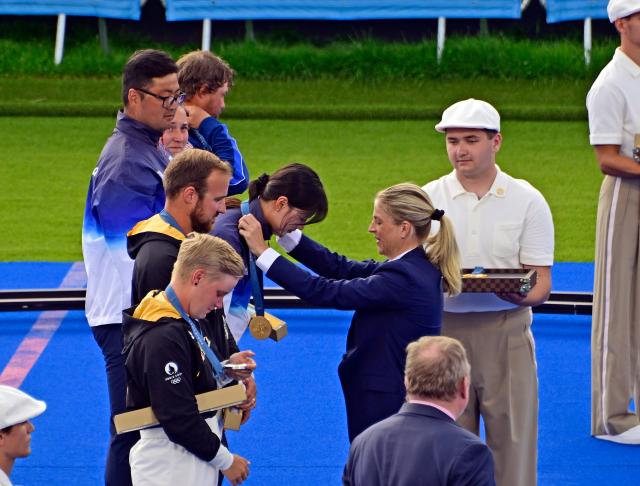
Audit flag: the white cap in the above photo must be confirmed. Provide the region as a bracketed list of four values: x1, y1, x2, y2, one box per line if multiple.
[607, 0, 640, 22]
[435, 98, 500, 133]
[0, 385, 46, 429]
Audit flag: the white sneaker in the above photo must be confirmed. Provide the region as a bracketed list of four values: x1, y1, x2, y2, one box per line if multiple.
[595, 425, 640, 444]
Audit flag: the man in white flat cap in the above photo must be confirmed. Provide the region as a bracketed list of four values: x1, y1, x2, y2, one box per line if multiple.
[422, 98, 554, 486]
[587, 0, 640, 445]
[0, 385, 46, 485]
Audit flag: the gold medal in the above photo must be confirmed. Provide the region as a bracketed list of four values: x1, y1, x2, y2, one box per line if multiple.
[249, 315, 272, 340]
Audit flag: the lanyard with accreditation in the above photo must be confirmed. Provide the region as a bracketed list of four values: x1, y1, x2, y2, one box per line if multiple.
[158, 210, 229, 378]
[240, 201, 288, 342]
[113, 286, 247, 434]
[165, 284, 247, 432]
[158, 211, 226, 376]
[164, 284, 225, 381]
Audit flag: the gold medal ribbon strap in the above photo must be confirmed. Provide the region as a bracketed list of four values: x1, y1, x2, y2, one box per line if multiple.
[240, 202, 271, 339]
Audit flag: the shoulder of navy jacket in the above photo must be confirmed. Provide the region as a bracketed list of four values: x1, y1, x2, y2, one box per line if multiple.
[118, 115, 162, 144]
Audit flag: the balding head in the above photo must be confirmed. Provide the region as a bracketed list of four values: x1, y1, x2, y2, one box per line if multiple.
[405, 336, 470, 402]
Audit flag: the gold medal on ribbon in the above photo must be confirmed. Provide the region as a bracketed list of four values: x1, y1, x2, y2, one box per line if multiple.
[249, 315, 272, 340]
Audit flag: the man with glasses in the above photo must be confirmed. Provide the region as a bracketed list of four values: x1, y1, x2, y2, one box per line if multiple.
[177, 50, 249, 196]
[82, 49, 180, 486]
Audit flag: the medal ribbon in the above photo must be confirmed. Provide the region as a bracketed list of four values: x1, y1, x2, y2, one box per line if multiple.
[165, 284, 223, 378]
[159, 209, 186, 236]
[241, 201, 265, 317]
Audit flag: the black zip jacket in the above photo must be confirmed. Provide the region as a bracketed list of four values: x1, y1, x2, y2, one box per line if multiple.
[127, 213, 239, 360]
[122, 291, 224, 462]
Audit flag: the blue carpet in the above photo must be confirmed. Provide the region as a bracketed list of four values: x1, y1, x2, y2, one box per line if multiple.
[0, 261, 596, 292]
[0, 262, 78, 289]
[3, 262, 640, 486]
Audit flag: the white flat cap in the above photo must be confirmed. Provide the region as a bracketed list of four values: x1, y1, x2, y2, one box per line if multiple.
[435, 98, 500, 133]
[608, 0, 640, 22]
[0, 385, 46, 429]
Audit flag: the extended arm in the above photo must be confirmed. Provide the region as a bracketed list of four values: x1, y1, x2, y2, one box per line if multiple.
[257, 249, 407, 310]
[239, 215, 379, 279]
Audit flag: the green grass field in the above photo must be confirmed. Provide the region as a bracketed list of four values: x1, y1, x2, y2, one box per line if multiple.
[0, 77, 593, 120]
[0, 115, 600, 262]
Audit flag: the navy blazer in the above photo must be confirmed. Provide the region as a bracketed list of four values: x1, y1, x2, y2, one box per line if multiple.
[266, 235, 443, 439]
[343, 403, 496, 486]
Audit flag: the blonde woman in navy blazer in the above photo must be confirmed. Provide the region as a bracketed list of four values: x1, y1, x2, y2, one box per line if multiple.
[239, 183, 461, 441]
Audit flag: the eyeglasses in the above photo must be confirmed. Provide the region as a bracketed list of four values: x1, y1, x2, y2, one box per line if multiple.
[135, 88, 185, 109]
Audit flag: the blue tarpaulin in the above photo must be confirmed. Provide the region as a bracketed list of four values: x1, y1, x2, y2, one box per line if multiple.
[546, 0, 608, 23]
[0, 0, 140, 20]
[165, 1, 522, 21]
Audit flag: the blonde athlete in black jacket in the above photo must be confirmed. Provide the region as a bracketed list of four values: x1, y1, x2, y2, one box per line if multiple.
[122, 234, 253, 486]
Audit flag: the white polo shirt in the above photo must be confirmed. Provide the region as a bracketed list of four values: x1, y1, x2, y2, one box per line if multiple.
[423, 167, 554, 313]
[587, 48, 640, 158]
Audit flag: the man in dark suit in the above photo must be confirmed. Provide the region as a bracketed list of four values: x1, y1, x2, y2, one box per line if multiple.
[343, 335, 495, 486]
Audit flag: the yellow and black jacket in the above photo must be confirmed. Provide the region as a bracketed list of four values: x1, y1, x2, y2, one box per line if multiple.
[122, 290, 224, 462]
[126, 213, 239, 361]
[127, 213, 185, 306]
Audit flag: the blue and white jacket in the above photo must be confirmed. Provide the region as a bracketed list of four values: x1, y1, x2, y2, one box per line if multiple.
[82, 111, 169, 327]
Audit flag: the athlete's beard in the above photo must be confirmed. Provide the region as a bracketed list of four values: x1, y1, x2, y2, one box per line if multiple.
[190, 201, 215, 234]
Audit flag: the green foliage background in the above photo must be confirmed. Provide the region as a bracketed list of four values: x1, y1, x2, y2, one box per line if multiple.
[0, 35, 618, 80]
[0, 32, 609, 263]
[0, 116, 599, 262]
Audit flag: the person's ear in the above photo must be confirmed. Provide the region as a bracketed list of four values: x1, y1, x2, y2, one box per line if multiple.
[400, 221, 412, 239]
[492, 132, 503, 153]
[275, 196, 289, 212]
[127, 88, 140, 107]
[196, 84, 210, 98]
[192, 268, 206, 286]
[460, 376, 470, 400]
[183, 186, 198, 205]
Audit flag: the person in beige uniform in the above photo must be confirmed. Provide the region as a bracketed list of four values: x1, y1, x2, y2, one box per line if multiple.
[587, 0, 640, 444]
[423, 99, 554, 486]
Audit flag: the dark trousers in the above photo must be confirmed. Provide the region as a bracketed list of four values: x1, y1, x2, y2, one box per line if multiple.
[92, 324, 140, 486]
[339, 374, 405, 442]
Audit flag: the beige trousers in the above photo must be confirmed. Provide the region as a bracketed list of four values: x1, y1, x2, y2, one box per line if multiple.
[592, 175, 640, 436]
[443, 307, 537, 486]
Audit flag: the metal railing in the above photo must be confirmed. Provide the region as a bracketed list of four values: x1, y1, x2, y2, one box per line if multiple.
[0, 288, 593, 315]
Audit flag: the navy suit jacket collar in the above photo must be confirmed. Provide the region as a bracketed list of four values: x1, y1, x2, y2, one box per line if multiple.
[388, 246, 426, 263]
[399, 402, 456, 423]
